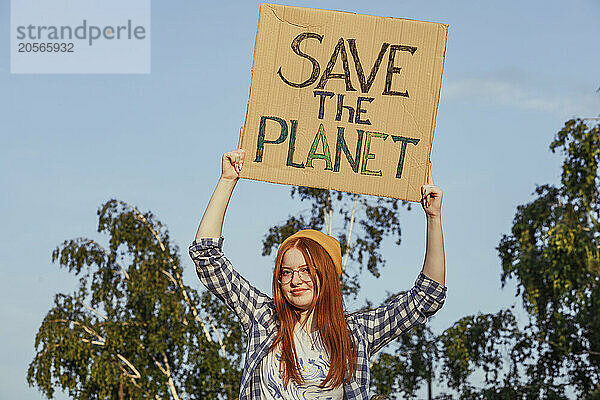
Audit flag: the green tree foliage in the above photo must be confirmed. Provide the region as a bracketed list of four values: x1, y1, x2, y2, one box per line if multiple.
[497, 119, 600, 397]
[408, 119, 599, 399]
[436, 309, 539, 399]
[370, 319, 438, 399]
[27, 200, 244, 399]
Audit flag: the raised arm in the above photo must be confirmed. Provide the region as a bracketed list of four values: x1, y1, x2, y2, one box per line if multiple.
[420, 165, 445, 286]
[354, 166, 447, 355]
[195, 149, 245, 240]
[191, 148, 275, 333]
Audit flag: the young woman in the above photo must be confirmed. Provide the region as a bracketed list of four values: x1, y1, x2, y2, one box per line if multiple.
[190, 149, 446, 399]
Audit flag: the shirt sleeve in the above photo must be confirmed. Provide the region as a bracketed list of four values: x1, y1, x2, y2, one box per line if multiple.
[354, 272, 446, 356]
[189, 237, 273, 333]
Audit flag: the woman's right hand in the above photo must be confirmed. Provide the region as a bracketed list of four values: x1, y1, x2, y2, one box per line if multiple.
[221, 149, 245, 181]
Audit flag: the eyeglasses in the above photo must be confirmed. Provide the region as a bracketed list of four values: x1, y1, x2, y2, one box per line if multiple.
[279, 266, 312, 284]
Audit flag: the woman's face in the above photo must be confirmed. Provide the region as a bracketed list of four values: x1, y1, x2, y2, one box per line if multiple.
[280, 247, 319, 311]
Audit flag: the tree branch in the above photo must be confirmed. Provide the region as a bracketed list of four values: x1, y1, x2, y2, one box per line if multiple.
[510, 329, 600, 356]
[50, 319, 106, 344]
[117, 354, 141, 380]
[117, 366, 157, 399]
[79, 300, 107, 321]
[60, 293, 108, 321]
[124, 201, 226, 354]
[161, 352, 181, 400]
[161, 269, 178, 286]
[49, 318, 155, 396]
[85, 239, 130, 280]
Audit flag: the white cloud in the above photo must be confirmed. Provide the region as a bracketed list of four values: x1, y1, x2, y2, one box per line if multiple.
[443, 76, 600, 117]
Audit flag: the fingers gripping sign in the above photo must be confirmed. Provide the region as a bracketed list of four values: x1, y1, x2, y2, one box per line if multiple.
[222, 147, 245, 181]
[421, 162, 443, 218]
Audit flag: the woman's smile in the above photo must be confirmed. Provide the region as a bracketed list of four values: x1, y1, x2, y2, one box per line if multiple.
[281, 247, 318, 310]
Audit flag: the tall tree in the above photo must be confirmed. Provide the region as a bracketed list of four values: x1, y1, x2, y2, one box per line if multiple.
[497, 118, 600, 397]
[370, 317, 439, 399]
[375, 119, 600, 399]
[407, 119, 599, 399]
[27, 200, 244, 399]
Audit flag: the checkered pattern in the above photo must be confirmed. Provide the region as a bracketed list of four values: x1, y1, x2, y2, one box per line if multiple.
[189, 237, 446, 400]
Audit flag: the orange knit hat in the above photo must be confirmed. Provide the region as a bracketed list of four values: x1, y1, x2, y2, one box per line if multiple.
[280, 229, 342, 277]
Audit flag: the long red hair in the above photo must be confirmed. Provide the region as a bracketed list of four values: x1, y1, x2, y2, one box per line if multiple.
[271, 237, 356, 388]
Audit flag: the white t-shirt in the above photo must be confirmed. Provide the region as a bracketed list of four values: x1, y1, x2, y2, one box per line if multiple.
[259, 324, 344, 400]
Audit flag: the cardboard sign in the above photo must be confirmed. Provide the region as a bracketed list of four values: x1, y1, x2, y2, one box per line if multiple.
[239, 4, 447, 201]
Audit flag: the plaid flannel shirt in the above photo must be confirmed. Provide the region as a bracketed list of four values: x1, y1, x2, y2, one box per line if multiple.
[189, 237, 447, 400]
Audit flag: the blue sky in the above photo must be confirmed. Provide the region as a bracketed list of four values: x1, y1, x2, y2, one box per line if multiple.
[1, 0, 599, 398]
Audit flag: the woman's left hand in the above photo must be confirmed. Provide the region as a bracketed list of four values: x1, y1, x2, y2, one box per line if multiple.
[421, 164, 443, 219]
